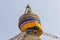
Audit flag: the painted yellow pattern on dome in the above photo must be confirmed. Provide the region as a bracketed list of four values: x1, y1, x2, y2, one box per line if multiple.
[20, 21, 43, 36]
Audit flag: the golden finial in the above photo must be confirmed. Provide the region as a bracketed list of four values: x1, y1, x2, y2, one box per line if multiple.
[24, 5, 32, 14]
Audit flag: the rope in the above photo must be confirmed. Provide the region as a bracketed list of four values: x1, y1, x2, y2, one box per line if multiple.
[43, 32, 60, 40]
[10, 32, 60, 40]
[9, 32, 27, 40]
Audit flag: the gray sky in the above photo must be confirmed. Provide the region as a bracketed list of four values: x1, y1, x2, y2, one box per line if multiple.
[0, 0, 60, 40]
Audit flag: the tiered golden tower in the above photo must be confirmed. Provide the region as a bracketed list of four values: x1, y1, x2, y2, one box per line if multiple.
[19, 5, 43, 36]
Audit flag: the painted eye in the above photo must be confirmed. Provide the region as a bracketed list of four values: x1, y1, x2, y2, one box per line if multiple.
[32, 26, 39, 30]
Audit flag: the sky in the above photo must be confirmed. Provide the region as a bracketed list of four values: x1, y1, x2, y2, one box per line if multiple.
[0, 0, 60, 40]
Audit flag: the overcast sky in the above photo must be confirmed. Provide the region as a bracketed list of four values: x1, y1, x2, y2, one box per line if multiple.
[0, 0, 60, 40]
